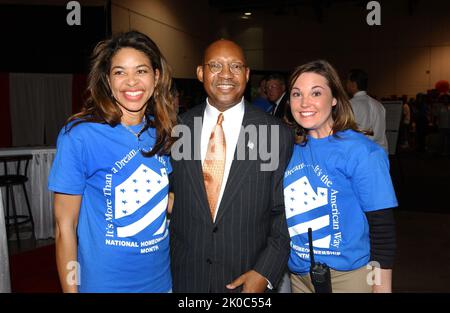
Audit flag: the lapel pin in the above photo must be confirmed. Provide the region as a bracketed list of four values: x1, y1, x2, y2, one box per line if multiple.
[247, 141, 254, 149]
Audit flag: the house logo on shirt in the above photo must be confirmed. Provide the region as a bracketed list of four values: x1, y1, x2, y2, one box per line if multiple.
[115, 164, 168, 238]
[284, 176, 332, 248]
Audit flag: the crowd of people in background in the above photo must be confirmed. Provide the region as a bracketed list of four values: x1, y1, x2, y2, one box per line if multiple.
[246, 75, 450, 157]
[380, 91, 450, 156]
[173, 71, 450, 157]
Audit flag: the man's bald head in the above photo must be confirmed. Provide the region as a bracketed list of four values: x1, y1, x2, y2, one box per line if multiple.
[202, 39, 247, 65]
[197, 39, 250, 111]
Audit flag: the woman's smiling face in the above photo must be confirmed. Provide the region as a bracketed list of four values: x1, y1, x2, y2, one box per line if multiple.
[290, 72, 337, 138]
[108, 47, 159, 123]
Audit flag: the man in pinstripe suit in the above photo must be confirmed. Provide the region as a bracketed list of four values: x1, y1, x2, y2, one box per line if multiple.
[169, 39, 294, 292]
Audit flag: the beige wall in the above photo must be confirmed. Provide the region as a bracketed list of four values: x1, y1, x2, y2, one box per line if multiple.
[109, 1, 449, 97]
[111, 0, 218, 78]
[216, 1, 450, 98]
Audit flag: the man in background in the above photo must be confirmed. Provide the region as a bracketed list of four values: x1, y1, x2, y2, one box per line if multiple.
[266, 73, 288, 119]
[252, 76, 273, 113]
[347, 69, 388, 153]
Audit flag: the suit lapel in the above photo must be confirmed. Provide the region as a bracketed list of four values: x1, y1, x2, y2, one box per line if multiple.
[214, 102, 261, 225]
[182, 103, 212, 220]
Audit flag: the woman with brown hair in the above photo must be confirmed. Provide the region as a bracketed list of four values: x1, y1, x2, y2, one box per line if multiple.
[48, 31, 176, 292]
[283, 60, 397, 292]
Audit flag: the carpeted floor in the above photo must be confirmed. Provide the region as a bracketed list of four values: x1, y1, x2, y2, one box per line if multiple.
[9, 243, 61, 293]
[9, 211, 450, 293]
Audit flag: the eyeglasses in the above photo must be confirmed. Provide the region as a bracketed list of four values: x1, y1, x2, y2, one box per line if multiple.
[204, 62, 247, 75]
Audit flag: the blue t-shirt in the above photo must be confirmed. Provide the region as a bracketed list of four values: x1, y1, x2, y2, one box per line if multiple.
[283, 130, 397, 274]
[48, 119, 172, 292]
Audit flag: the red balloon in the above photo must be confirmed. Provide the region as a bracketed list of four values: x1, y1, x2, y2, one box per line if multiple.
[435, 80, 450, 93]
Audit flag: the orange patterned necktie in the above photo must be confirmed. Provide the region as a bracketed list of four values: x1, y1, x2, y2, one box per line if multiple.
[203, 113, 226, 220]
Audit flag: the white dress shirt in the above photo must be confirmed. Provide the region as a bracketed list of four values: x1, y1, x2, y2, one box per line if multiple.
[201, 98, 245, 222]
[350, 91, 388, 153]
[201, 98, 274, 289]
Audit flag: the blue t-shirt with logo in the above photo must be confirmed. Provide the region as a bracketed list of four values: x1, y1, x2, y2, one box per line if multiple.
[283, 130, 397, 275]
[48, 119, 172, 292]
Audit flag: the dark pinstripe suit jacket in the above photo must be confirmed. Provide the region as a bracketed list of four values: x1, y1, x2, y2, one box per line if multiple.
[169, 101, 294, 292]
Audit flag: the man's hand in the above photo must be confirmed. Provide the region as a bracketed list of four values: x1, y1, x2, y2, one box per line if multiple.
[226, 270, 268, 293]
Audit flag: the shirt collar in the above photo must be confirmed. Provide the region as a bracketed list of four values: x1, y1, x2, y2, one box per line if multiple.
[205, 97, 245, 123]
[276, 92, 286, 105]
[354, 90, 367, 97]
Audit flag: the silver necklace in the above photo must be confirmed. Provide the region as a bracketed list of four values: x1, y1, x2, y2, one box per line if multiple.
[121, 116, 147, 140]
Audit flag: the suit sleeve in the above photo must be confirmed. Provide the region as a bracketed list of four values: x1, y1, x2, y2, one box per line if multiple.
[253, 124, 294, 288]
